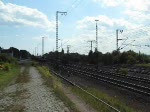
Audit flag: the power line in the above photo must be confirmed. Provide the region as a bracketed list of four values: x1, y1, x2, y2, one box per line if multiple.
[59, 0, 85, 20]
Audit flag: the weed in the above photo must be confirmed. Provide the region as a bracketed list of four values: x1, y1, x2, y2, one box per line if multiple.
[119, 68, 128, 75]
[16, 65, 30, 83]
[0, 65, 20, 89]
[4, 104, 25, 112]
[136, 63, 150, 68]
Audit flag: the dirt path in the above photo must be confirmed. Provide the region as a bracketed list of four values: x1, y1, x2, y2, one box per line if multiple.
[62, 85, 98, 112]
[0, 66, 69, 112]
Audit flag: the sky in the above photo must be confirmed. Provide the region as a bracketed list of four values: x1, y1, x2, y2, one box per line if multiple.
[0, 0, 150, 55]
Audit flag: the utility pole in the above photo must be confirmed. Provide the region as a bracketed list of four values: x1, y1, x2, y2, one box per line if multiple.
[37, 46, 38, 56]
[35, 47, 37, 56]
[67, 45, 71, 54]
[37, 43, 40, 56]
[56, 11, 67, 52]
[42, 37, 47, 56]
[95, 20, 99, 51]
[88, 40, 95, 52]
[58, 39, 63, 50]
[116, 29, 123, 52]
[42, 37, 44, 56]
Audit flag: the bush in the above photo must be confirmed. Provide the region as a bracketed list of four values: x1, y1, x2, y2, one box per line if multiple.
[0, 64, 4, 71]
[2, 63, 11, 71]
[119, 68, 128, 75]
[0, 54, 17, 64]
[31, 61, 38, 66]
[127, 55, 136, 65]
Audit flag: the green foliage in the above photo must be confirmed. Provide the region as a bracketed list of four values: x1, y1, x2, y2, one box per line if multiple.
[119, 68, 128, 75]
[44, 50, 150, 65]
[31, 61, 38, 67]
[136, 63, 150, 68]
[3, 63, 12, 71]
[0, 54, 17, 63]
[20, 50, 29, 59]
[127, 55, 136, 65]
[0, 63, 12, 71]
[0, 65, 20, 89]
[10, 47, 20, 59]
[103, 53, 113, 65]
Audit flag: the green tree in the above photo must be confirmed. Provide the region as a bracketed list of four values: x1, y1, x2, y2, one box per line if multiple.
[127, 55, 136, 65]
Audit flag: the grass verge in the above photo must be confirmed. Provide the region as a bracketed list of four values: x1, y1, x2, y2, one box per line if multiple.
[71, 87, 135, 112]
[0, 64, 20, 89]
[37, 66, 79, 112]
[136, 63, 150, 68]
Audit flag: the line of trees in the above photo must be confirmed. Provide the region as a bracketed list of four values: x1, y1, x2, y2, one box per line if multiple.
[0, 47, 30, 59]
[44, 49, 150, 65]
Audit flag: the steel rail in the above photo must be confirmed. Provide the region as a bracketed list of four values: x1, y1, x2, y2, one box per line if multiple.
[66, 64, 150, 84]
[50, 68, 121, 112]
[62, 66, 150, 96]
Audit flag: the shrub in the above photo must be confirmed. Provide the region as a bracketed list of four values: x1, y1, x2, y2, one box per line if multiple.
[3, 63, 11, 71]
[119, 68, 128, 75]
[31, 61, 38, 66]
[0, 54, 17, 64]
[0, 64, 4, 71]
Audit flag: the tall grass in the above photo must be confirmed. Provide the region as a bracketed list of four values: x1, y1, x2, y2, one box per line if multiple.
[136, 63, 150, 68]
[37, 66, 79, 112]
[71, 87, 135, 112]
[0, 64, 20, 89]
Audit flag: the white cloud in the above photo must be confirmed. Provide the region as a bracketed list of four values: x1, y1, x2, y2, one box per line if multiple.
[93, 0, 123, 7]
[77, 15, 138, 30]
[76, 14, 150, 54]
[125, 0, 150, 12]
[125, 10, 150, 23]
[0, 1, 55, 31]
[93, 0, 150, 22]
[93, 0, 150, 11]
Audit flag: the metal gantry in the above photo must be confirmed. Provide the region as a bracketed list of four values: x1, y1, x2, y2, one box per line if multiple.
[42, 37, 47, 56]
[95, 20, 99, 51]
[87, 40, 95, 52]
[56, 11, 67, 52]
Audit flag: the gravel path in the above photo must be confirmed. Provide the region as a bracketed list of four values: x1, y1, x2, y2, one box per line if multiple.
[0, 67, 69, 112]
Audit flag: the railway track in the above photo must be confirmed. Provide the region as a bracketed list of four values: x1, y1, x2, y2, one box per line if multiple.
[60, 64, 150, 97]
[66, 64, 150, 84]
[49, 67, 121, 112]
